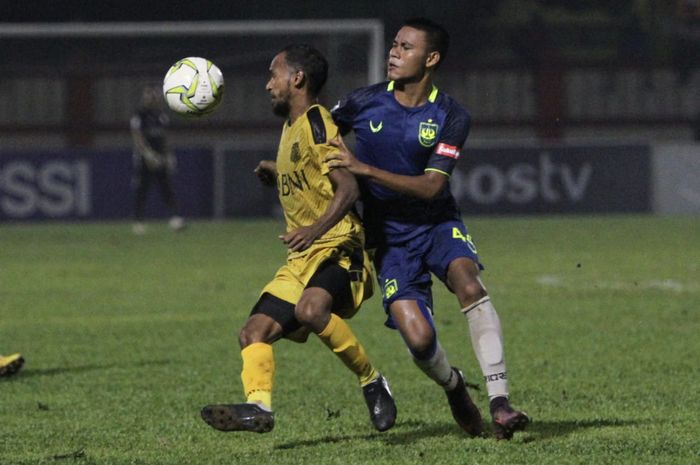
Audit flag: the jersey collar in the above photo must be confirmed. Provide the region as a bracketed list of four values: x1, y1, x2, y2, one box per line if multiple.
[386, 80, 439, 103]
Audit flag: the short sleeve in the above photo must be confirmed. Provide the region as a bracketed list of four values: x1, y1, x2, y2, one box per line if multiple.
[315, 130, 339, 176]
[306, 106, 340, 176]
[330, 95, 358, 135]
[425, 105, 471, 177]
[331, 83, 387, 135]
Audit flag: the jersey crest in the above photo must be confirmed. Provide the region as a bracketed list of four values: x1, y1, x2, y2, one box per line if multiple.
[290, 142, 301, 163]
[418, 119, 439, 147]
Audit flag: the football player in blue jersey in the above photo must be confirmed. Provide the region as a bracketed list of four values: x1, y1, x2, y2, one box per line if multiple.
[328, 17, 529, 440]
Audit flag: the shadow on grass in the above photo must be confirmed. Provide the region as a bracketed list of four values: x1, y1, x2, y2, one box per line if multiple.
[9, 359, 172, 379]
[524, 418, 646, 442]
[274, 420, 462, 450]
[274, 417, 647, 449]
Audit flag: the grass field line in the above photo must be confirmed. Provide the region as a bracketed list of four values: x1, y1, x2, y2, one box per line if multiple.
[535, 275, 698, 293]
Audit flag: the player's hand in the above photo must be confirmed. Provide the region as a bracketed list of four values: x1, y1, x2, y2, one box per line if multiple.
[326, 135, 369, 176]
[254, 160, 277, 187]
[279, 225, 319, 252]
[143, 150, 164, 170]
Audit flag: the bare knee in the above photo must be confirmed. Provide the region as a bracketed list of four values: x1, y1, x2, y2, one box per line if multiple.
[238, 326, 263, 348]
[238, 314, 283, 348]
[390, 301, 436, 355]
[401, 324, 435, 356]
[455, 279, 487, 307]
[295, 289, 332, 333]
[447, 258, 488, 307]
[294, 299, 324, 326]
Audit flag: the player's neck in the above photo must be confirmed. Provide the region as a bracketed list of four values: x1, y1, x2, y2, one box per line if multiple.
[288, 95, 317, 125]
[393, 76, 434, 108]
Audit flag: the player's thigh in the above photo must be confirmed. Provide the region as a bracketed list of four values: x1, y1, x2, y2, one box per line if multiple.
[426, 221, 482, 283]
[374, 243, 432, 310]
[247, 292, 301, 341]
[426, 221, 486, 303]
[260, 264, 305, 310]
[303, 260, 352, 318]
[388, 299, 436, 352]
[239, 313, 285, 347]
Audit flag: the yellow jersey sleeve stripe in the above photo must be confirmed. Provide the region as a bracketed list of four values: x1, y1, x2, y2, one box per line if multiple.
[306, 106, 327, 144]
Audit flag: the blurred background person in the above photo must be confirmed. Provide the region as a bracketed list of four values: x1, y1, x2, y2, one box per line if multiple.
[130, 85, 185, 234]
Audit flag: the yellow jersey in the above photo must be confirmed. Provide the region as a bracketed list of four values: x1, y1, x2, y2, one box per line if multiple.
[275, 104, 362, 244]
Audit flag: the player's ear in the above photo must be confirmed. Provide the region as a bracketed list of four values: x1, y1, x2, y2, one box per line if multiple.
[425, 51, 440, 69]
[292, 69, 306, 89]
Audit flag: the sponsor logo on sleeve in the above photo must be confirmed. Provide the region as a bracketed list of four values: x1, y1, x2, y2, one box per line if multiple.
[435, 142, 460, 159]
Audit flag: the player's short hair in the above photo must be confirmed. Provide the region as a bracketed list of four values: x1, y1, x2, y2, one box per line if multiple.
[402, 17, 450, 70]
[280, 44, 328, 97]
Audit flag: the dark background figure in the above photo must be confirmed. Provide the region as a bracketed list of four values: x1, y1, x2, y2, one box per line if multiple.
[672, 0, 700, 85]
[130, 85, 185, 234]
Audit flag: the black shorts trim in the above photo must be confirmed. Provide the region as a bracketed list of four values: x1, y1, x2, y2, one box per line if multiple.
[250, 293, 301, 335]
[306, 261, 353, 313]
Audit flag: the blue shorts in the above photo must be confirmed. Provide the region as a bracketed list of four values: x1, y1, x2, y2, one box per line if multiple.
[373, 220, 482, 327]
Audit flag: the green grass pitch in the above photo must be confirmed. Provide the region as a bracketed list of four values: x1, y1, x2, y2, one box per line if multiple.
[1, 216, 698, 464]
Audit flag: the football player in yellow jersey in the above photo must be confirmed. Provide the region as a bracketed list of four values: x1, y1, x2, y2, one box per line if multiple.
[0, 352, 24, 378]
[200, 44, 396, 433]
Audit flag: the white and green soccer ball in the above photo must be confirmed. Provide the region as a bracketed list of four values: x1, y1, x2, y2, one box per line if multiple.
[163, 57, 224, 116]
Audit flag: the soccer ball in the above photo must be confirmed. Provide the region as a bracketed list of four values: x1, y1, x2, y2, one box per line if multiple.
[163, 57, 224, 116]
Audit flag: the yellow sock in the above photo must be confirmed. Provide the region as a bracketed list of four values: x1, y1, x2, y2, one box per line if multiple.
[240, 342, 274, 410]
[318, 314, 378, 386]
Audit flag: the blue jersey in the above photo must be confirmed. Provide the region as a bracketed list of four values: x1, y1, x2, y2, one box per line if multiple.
[332, 81, 471, 246]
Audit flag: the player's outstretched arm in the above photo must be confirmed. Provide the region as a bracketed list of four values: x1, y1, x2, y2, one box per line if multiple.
[279, 167, 359, 252]
[327, 135, 448, 200]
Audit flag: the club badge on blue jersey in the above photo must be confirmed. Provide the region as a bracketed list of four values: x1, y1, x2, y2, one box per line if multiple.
[418, 119, 439, 147]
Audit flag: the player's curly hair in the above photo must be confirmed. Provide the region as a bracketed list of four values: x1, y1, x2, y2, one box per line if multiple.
[402, 17, 450, 70]
[280, 44, 328, 97]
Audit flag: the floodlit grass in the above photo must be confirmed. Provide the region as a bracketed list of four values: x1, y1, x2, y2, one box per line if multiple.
[1, 216, 698, 464]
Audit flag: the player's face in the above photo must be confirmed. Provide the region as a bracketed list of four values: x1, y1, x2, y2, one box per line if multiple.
[266, 53, 293, 117]
[387, 26, 433, 82]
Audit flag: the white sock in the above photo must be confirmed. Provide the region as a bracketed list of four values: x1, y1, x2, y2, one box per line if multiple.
[462, 296, 509, 400]
[411, 342, 458, 391]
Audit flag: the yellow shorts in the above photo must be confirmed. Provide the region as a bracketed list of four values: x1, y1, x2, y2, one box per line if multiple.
[261, 237, 374, 319]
